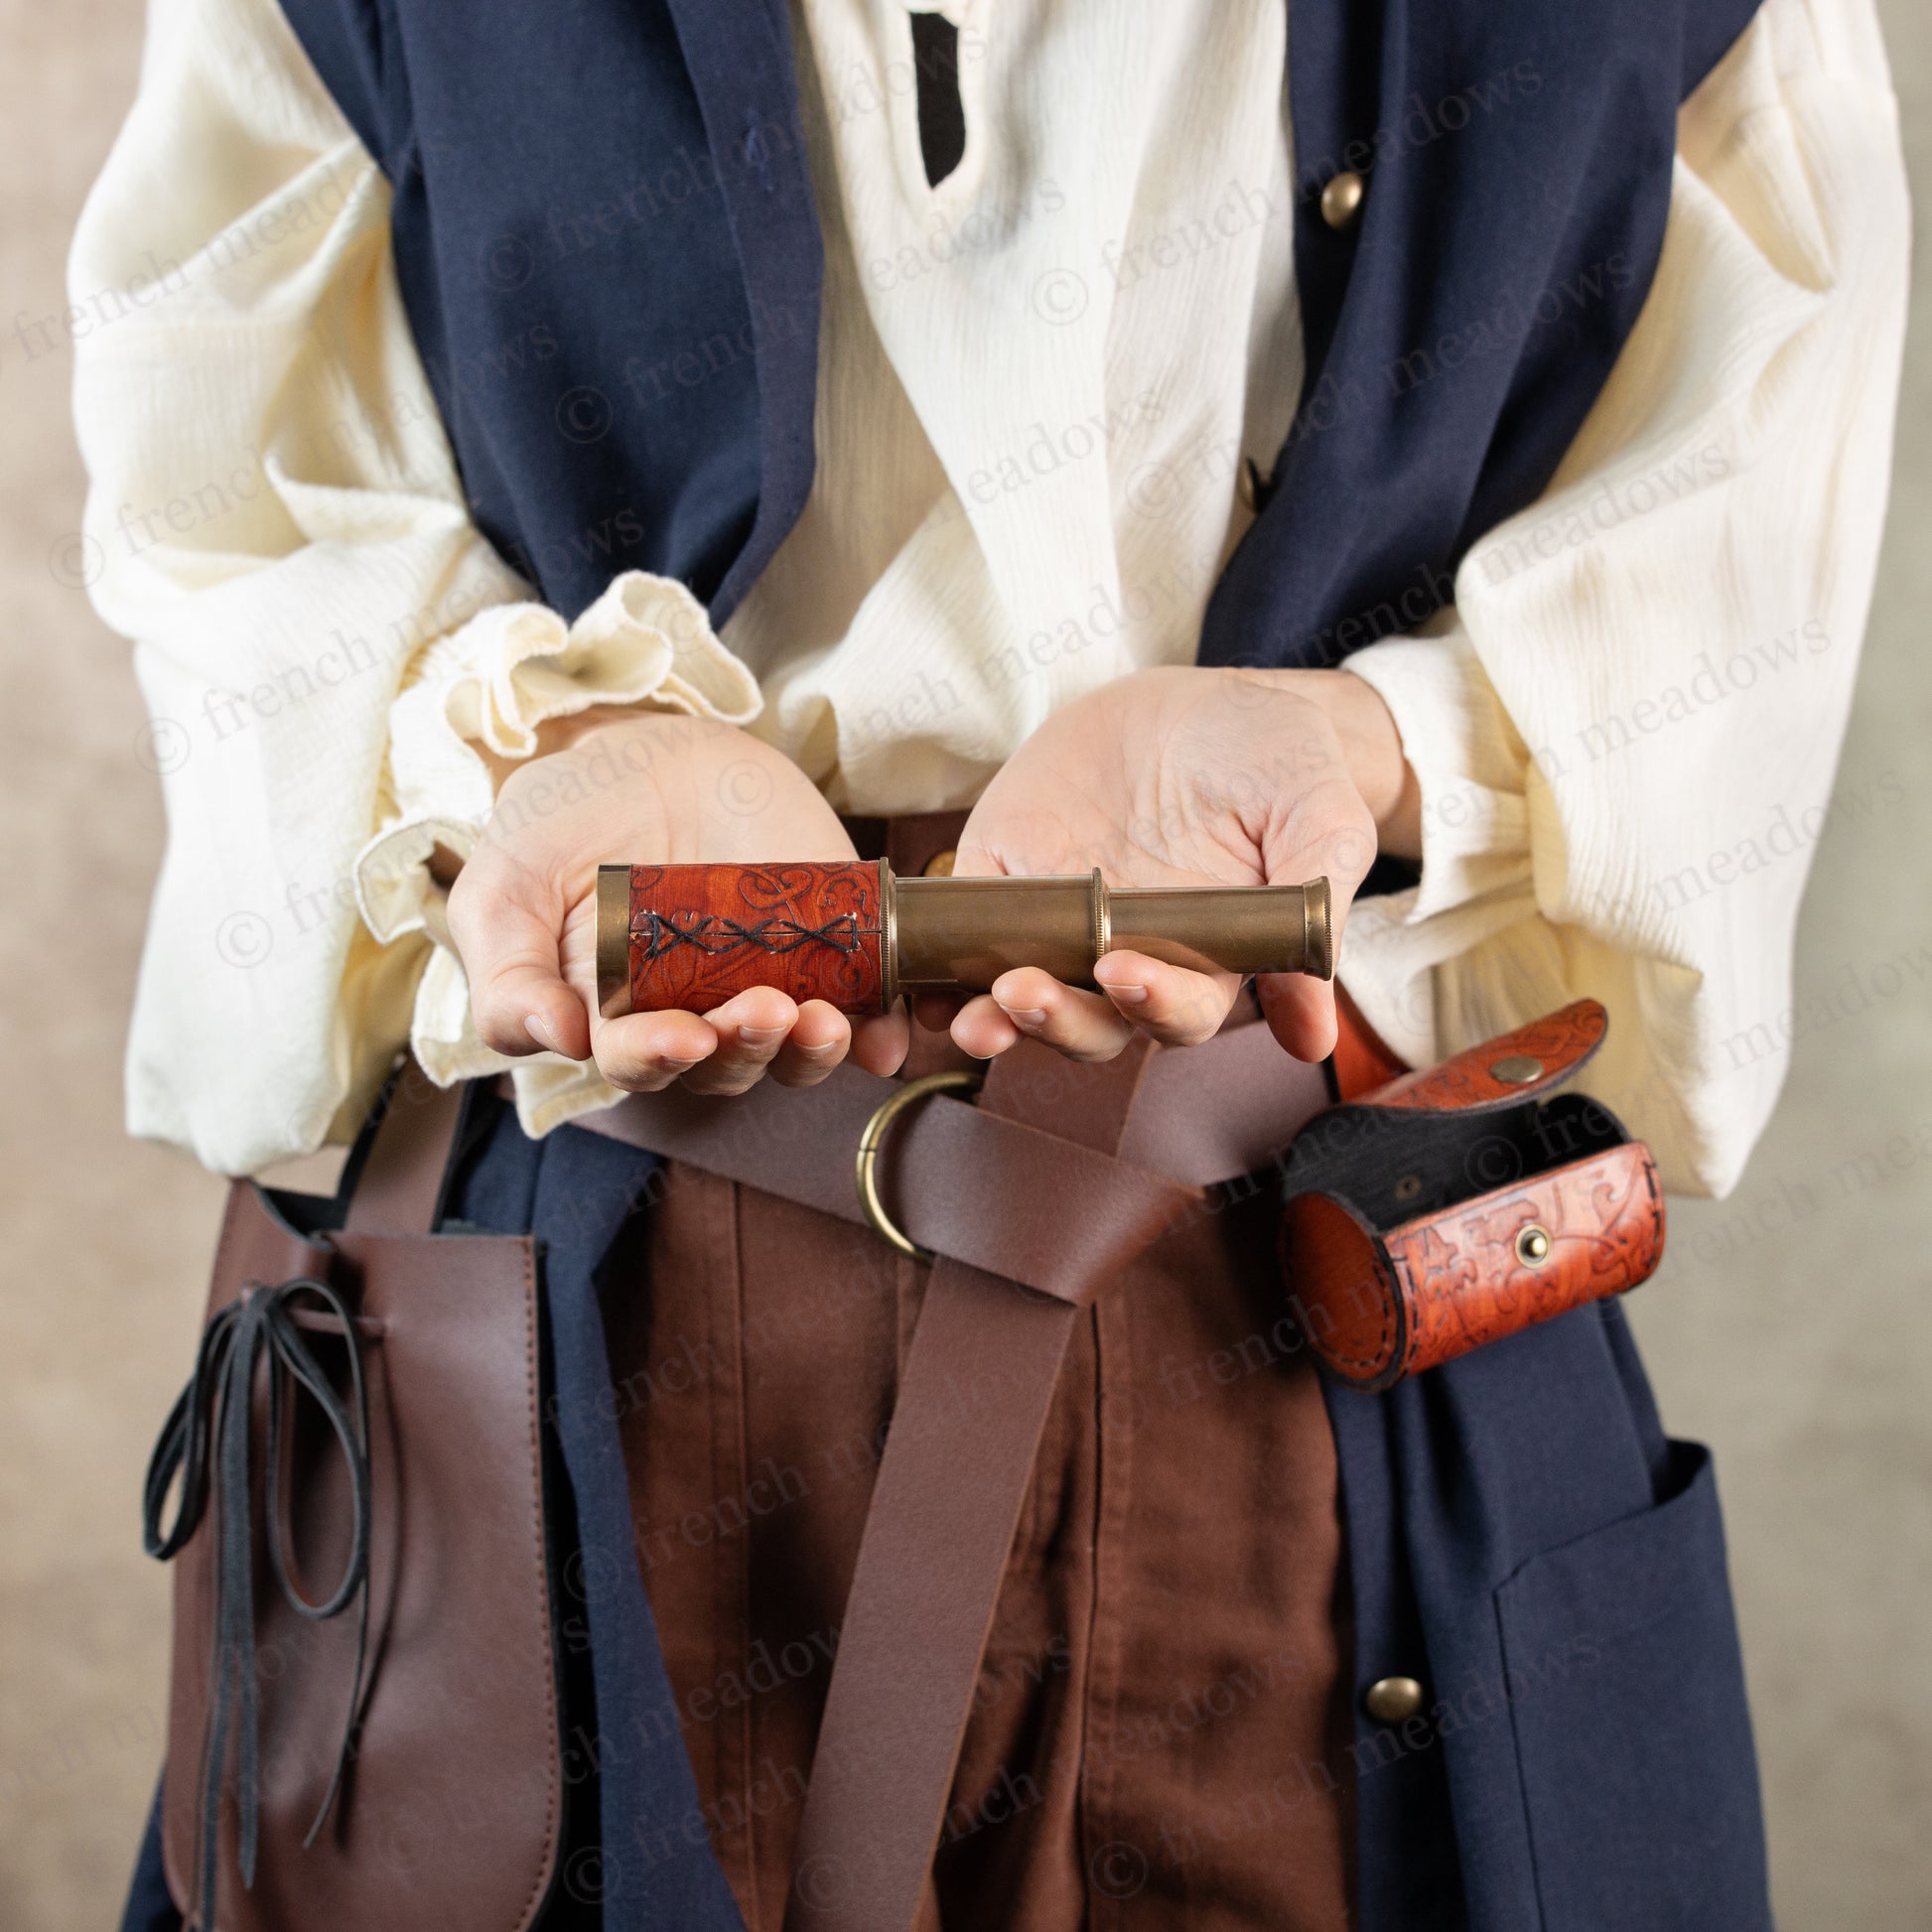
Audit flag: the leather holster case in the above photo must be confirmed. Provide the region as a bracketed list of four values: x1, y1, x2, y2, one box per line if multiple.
[1281, 1000, 1665, 1391]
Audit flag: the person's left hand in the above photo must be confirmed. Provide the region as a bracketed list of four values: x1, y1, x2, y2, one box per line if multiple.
[932, 666, 1419, 1066]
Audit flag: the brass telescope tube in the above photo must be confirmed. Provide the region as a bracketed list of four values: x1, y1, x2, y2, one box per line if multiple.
[890, 870, 1333, 999]
[597, 861, 1331, 1018]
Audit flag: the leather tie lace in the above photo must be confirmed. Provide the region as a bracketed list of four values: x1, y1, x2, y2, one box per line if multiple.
[143, 1276, 373, 1921]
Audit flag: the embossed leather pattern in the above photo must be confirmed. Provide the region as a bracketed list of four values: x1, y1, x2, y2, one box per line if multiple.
[1388, 1141, 1664, 1377]
[1285, 1001, 1664, 1390]
[1368, 998, 1608, 1112]
[627, 860, 886, 1014]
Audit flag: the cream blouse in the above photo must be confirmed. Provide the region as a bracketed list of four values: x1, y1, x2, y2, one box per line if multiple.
[69, 0, 1907, 1194]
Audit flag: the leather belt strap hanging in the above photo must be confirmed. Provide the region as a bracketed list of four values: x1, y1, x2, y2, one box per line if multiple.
[345, 1061, 469, 1237]
[788, 1037, 1161, 1932]
[566, 1018, 1331, 1932]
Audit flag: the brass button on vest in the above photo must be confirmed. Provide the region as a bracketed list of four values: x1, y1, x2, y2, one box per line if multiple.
[1320, 170, 1365, 229]
[1363, 1675, 1426, 1724]
[922, 847, 958, 877]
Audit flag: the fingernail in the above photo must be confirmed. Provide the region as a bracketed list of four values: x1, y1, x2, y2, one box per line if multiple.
[738, 1024, 787, 1046]
[1099, 979, 1148, 1005]
[1000, 1007, 1048, 1029]
[659, 1055, 703, 1072]
[525, 1012, 559, 1051]
[797, 1037, 842, 1057]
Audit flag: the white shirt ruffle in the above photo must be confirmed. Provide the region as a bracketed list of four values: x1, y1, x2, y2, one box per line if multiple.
[70, 0, 1908, 1195]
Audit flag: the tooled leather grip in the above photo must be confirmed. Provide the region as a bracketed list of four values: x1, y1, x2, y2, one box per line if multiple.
[610, 861, 887, 1016]
[1283, 999, 1666, 1390]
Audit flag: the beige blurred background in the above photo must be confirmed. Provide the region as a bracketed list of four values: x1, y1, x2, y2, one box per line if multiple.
[2, 2, 1926, 1927]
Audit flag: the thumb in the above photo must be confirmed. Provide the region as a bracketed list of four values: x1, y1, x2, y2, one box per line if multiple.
[947, 835, 1011, 880]
[1256, 972, 1337, 1063]
[1254, 783, 1377, 1065]
[447, 857, 593, 1060]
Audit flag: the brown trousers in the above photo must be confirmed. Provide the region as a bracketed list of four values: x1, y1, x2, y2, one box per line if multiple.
[601, 1115, 1357, 1930]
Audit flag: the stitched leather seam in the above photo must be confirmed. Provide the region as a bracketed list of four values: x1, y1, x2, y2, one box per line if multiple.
[1308, 1217, 1397, 1375]
[159, 1187, 250, 1909]
[1394, 1253, 1422, 1380]
[723, 1177, 760, 1922]
[512, 1237, 562, 1932]
[1318, 1284, 1395, 1373]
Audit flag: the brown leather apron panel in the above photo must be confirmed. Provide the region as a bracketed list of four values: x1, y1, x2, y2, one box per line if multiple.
[605, 1125, 1354, 1929]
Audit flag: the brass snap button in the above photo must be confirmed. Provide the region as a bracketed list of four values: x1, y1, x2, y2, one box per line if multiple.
[922, 847, 958, 878]
[1320, 170, 1365, 229]
[855, 1069, 983, 1262]
[1363, 1675, 1426, 1724]
[1515, 1223, 1553, 1267]
[1489, 1054, 1544, 1085]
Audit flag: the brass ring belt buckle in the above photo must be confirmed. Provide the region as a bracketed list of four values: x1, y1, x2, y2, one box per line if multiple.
[854, 1069, 984, 1263]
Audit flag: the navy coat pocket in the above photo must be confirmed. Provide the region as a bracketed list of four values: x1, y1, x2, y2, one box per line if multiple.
[1494, 1442, 1771, 1932]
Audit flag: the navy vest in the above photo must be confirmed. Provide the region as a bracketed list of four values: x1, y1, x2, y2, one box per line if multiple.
[258, 6, 1775, 1931]
[279, 0, 1755, 654]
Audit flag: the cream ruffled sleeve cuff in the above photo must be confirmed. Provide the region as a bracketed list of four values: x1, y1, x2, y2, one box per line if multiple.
[1335, 626, 1544, 1069]
[354, 571, 761, 1136]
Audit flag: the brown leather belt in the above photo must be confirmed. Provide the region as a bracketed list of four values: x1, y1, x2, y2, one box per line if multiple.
[565, 1011, 1330, 1931]
[569, 1011, 1327, 1261]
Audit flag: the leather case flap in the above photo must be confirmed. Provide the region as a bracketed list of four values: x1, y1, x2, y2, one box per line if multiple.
[1284, 1001, 1663, 1391]
[1360, 998, 1606, 1113]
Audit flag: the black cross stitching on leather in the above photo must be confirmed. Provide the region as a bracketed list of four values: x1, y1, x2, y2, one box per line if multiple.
[634, 910, 865, 960]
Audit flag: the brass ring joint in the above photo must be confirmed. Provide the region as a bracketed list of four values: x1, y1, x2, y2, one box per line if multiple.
[596, 865, 633, 1019]
[855, 1069, 984, 1263]
[877, 854, 898, 1012]
[1304, 876, 1334, 981]
[1090, 867, 1111, 968]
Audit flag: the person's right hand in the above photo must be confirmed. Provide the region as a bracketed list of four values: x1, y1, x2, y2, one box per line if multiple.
[446, 712, 909, 1095]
